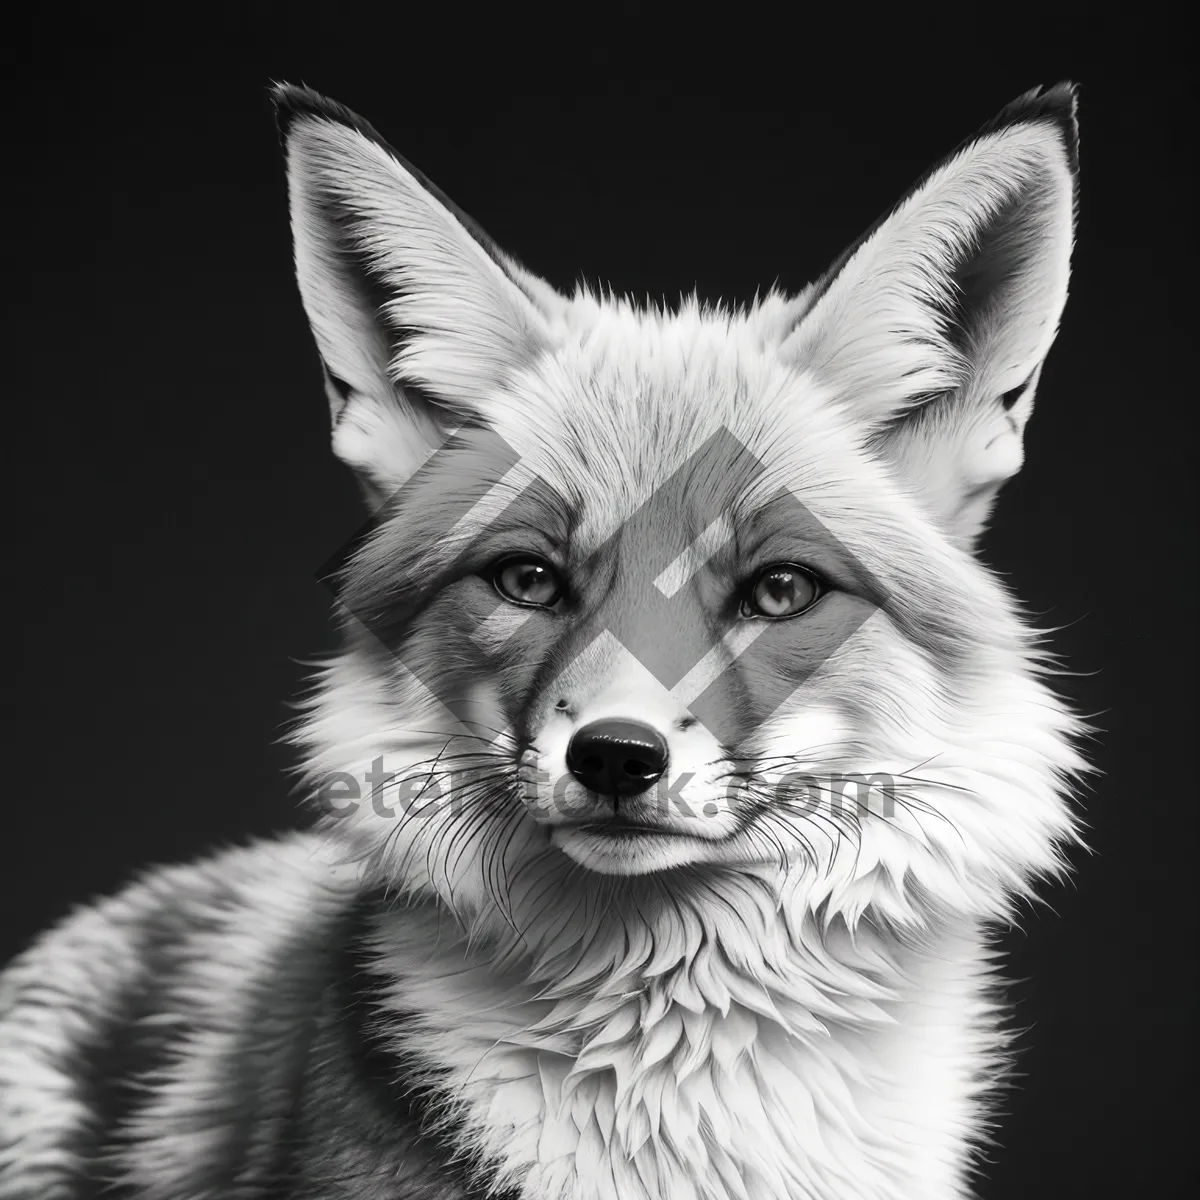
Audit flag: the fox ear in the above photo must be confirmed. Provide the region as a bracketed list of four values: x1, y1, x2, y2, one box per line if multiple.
[782, 84, 1079, 545]
[272, 84, 564, 501]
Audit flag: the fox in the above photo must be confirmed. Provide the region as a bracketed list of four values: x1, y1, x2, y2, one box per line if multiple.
[0, 82, 1085, 1200]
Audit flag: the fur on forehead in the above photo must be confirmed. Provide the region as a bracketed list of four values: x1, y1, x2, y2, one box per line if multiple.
[469, 288, 868, 515]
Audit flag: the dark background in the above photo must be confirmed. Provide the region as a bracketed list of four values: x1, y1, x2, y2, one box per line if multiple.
[7, 9, 1194, 1198]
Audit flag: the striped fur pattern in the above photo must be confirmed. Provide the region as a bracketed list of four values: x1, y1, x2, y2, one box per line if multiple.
[0, 84, 1085, 1198]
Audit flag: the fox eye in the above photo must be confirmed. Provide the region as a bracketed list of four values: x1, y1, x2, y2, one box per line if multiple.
[491, 557, 563, 609]
[741, 564, 822, 619]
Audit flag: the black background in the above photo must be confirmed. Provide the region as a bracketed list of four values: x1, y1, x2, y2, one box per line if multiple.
[7, 8, 1194, 1198]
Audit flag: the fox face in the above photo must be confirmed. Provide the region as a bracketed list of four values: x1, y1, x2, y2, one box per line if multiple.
[280, 86, 1082, 935]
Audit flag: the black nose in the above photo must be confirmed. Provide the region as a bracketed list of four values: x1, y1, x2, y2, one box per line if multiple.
[566, 719, 669, 797]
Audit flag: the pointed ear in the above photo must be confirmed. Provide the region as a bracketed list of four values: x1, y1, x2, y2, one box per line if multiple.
[781, 83, 1079, 545]
[271, 84, 565, 502]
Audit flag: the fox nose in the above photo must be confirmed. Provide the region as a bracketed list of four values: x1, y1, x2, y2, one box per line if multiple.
[566, 719, 669, 797]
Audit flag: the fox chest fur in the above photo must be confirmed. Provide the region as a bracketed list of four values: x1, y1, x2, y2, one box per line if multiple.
[0, 82, 1084, 1200]
[0, 835, 998, 1200]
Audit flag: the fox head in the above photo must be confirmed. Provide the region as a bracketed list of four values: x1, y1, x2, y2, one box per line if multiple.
[278, 84, 1083, 950]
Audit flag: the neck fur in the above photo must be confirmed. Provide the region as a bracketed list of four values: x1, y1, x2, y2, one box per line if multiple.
[363, 865, 992, 1200]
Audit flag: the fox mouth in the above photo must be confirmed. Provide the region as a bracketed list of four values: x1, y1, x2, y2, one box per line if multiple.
[549, 816, 723, 877]
[575, 817, 682, 838]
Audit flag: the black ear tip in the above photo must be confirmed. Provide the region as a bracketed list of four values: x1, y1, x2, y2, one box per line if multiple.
[1046, 79, 1080, 109]
[268, 81, 388, 148]
[270, 81, 326, 138]
[1021, 80, 1079, 132]
[980, 81, 1080, 176]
